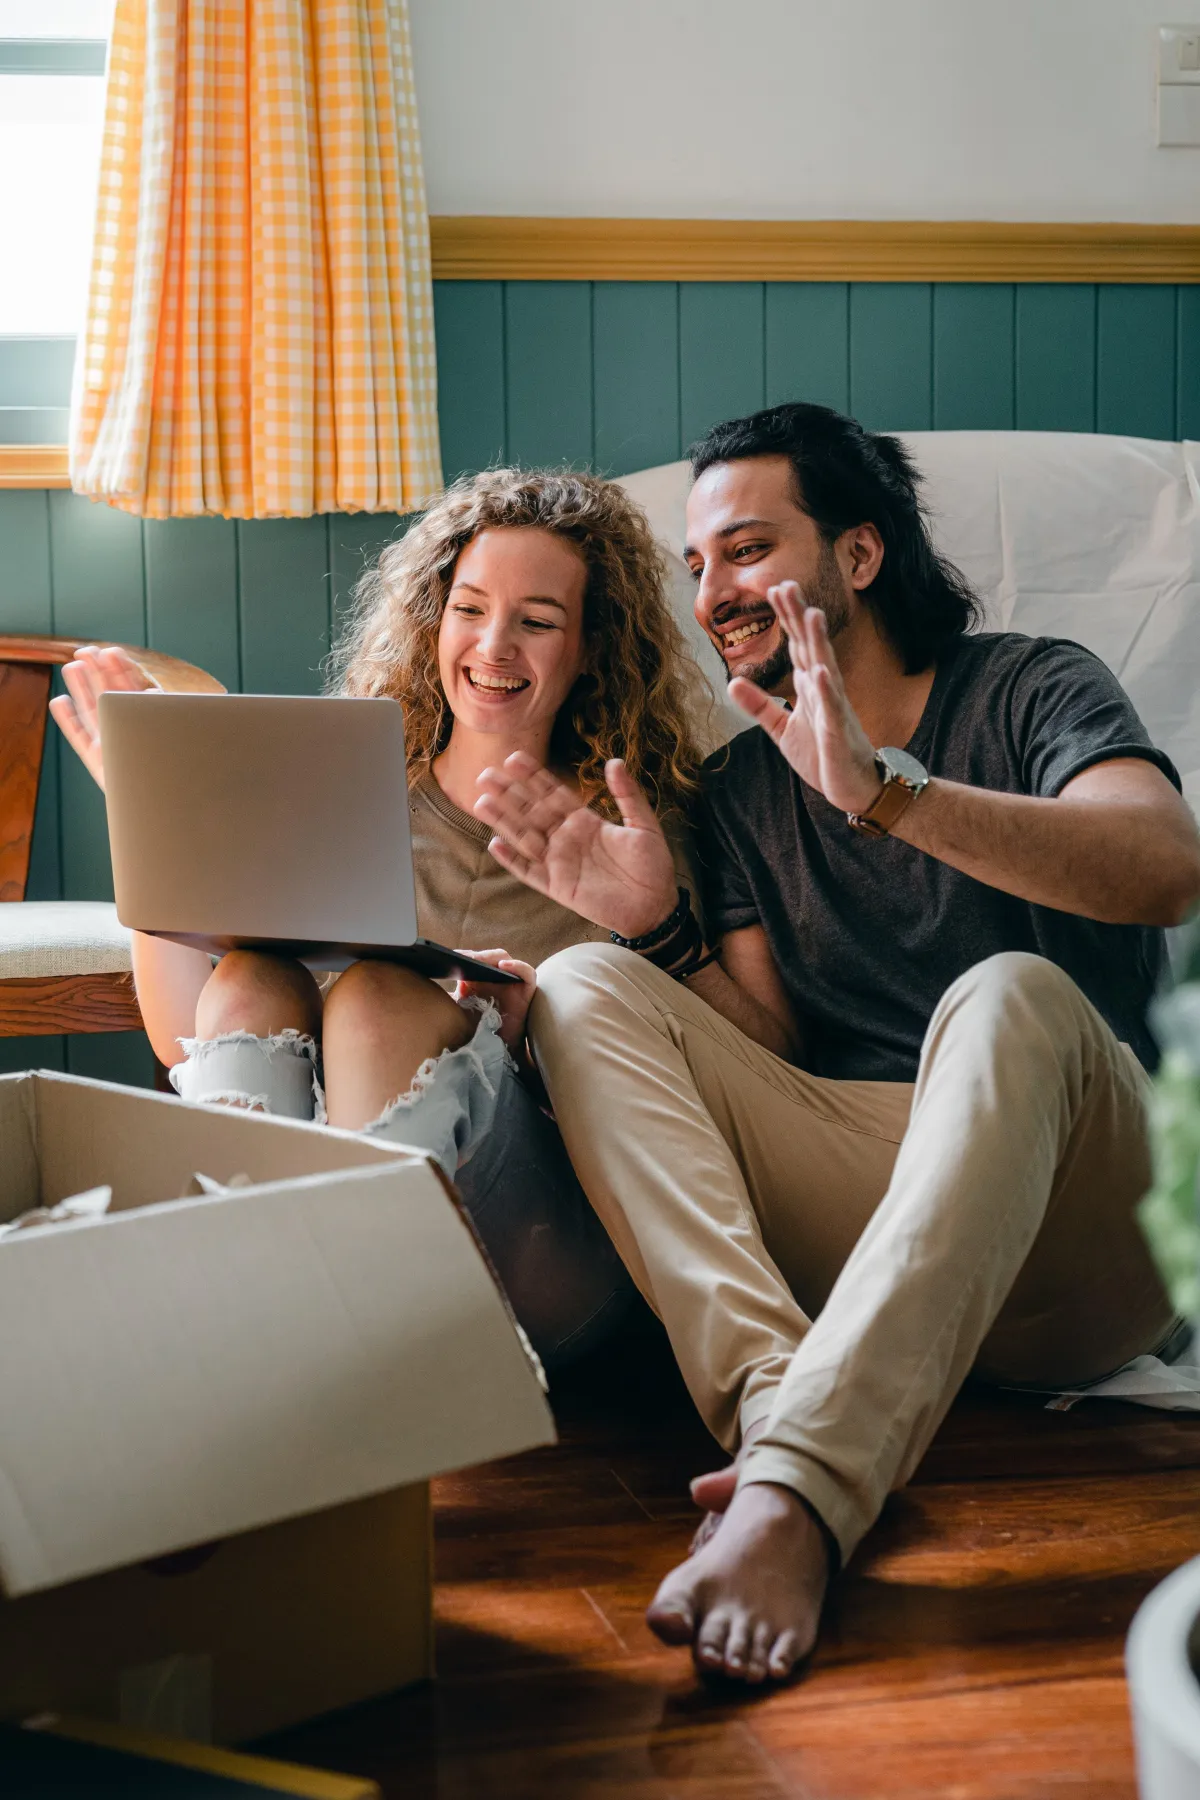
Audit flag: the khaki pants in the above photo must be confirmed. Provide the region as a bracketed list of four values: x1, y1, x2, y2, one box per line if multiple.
[527, 945, 1175, 1564]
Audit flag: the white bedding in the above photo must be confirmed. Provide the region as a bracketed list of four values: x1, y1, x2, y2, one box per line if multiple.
[620, 431, 1200, 813]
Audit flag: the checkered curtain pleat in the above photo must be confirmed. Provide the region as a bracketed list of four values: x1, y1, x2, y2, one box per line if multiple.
[69, 0, 442, 519]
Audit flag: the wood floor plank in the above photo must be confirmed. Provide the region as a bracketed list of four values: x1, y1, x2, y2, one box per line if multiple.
[264, 1314, 1197, 1800]
[915, 1386, 1200, 1482]
[435, 1517, 692, 1602]
[750, 1674, 1137, 1799]
[433, 1448, 660, 1539]
[863, 1468, 1200, 1582]
[269, 1665, 798, 1799]
[434, 1583, 638, 1673]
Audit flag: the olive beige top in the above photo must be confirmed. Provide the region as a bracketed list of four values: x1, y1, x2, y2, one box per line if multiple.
[410, 773, 697, 966]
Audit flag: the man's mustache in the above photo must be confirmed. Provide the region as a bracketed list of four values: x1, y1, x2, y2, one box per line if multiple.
[708, 601, 780, 634]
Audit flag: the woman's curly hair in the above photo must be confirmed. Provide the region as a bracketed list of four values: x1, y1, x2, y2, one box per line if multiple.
[329, 468, 708, 815]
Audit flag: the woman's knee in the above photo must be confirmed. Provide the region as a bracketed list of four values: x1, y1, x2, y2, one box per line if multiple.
[322, 958, 470, 1047]
[195, 950, 321, 1041]
[321, 961, 477, 1131]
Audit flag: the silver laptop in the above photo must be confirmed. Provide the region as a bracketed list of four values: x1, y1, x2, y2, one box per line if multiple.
[99, 691, 518, 981]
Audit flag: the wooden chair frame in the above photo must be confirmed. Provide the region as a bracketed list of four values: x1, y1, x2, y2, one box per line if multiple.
[0, 634, 224, 1039]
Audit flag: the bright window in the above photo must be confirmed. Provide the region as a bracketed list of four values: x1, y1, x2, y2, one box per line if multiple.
[0, 1, 113, 338]
[0, 3, 113, 29]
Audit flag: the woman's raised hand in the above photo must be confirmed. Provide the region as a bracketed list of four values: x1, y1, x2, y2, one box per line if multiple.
[48, 644, 159, 793]
[474, 751, 679, 940]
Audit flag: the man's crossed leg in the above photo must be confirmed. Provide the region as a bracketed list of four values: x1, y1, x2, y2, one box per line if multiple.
[528, 942, 1176, 1682]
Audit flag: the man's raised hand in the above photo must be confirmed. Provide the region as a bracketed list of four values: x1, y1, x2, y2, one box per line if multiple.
[728, 582, 881, 815]
[473, 752, 678, 940]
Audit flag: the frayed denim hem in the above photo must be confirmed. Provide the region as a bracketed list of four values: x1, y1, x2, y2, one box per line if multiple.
[361, 1004, 512, 1179]
[170, 1027, 321, 1121]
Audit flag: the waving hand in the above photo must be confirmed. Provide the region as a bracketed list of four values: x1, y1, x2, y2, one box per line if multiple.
[474, 752, 679, 940]
[48, 644, 159, 794]
[728, 582, 882, 815]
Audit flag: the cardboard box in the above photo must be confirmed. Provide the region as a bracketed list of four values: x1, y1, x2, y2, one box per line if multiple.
[0, 1072, 555, 1742]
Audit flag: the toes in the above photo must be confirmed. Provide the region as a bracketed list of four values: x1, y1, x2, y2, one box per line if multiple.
[647, 1599, 696, 1646]
[767, 1628, 804, 1681]
[689, 1465, 738, 1513]
[721, 1614, 752, 1678]
[744, 1619, 774, 1684]
[694, 1605, 735, 1675]
[647, 1571, 698, 1646]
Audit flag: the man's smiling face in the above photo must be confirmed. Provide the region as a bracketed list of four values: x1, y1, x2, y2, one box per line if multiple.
[684, 455, 852, 694]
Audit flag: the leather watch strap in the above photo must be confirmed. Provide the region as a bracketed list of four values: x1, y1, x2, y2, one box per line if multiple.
[847, 776, 920, 839]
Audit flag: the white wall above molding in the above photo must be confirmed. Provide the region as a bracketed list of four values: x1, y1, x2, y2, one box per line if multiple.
[409, 0, 1200, 225]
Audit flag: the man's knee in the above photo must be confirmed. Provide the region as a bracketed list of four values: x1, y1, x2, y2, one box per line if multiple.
[535, 939, 671, 1016]
[538, 938, 642, 994]
[943, 950, 1080, 1008]
[531, 941, 667, 1055]
[932, 952, 1089, 1048]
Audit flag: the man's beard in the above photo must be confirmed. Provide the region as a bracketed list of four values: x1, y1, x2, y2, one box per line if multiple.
[733, 634, 793, 694]
[728, 542, 851, 693]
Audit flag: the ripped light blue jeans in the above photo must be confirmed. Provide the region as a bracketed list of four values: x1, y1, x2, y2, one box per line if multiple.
[170, 1004, 631, 1369]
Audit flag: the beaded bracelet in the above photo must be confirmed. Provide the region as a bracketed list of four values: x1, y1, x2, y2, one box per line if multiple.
[610, 888, 691, 953]
[611, 888, 718, 981]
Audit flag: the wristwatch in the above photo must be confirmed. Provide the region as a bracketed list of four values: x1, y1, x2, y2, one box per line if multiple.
[847, 746, 930, 838]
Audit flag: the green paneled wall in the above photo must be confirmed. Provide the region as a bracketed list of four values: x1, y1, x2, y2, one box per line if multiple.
[436, 280, 1200, 476]
[1, 276, 1195, 1081]
[0, 500, 413, 1082]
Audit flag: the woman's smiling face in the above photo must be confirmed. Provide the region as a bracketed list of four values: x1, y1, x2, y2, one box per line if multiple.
[438, 526, 588, 746]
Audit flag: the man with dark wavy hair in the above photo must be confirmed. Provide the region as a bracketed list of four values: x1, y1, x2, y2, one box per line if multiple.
[474, 403, 1200, 1686]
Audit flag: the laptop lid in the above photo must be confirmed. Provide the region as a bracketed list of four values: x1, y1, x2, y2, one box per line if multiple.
[100, 694, 420, 949]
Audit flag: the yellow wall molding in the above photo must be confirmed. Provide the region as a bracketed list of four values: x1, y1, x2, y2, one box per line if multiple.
[0, 445, 70, 487]
[4, 220, 1197, 487]
[429, 216, 1200, 283]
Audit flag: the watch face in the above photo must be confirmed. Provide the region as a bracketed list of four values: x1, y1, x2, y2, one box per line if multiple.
[877, 746, 928, 788]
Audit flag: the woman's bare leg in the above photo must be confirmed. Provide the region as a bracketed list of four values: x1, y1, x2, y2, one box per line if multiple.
[320, 960, 474, 1130]
[194, 950, 322, 1041]
[132, 932, 214, 1067]
[172, 951, 324, 1118]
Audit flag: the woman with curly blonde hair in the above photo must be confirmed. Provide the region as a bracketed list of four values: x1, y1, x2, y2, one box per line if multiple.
[334, 467, 704, 816]
[52, 468, 707, 1366]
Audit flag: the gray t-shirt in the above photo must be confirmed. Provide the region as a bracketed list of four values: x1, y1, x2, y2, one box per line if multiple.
[696, 632, 1178, 1082]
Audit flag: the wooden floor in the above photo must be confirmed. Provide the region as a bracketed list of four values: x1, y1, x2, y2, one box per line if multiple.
[267, 1311, 1200, 1799]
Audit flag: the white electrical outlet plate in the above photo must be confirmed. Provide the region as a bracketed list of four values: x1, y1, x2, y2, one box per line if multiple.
[1159, 81, 1200, 142]
[1158, 24, 1200, 84]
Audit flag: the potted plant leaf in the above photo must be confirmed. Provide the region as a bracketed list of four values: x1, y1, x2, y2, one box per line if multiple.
[1127, 923, 1200, 1800]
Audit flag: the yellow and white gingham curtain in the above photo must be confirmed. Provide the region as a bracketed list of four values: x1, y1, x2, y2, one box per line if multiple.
[70, 0, 442, 519]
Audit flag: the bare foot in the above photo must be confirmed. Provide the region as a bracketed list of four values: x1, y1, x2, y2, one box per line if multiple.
[687, 1418, 766, 1554]
[647, 1482, 829, 1684]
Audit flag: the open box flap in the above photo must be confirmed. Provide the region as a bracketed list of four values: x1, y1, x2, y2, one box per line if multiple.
[25, 1070, 417, 1210]
[0, 1075, 43, 1223]
[0, 1080, 554, 1597]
